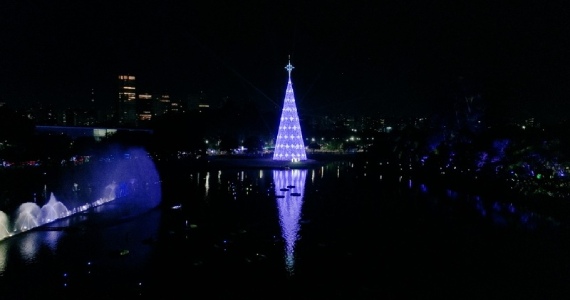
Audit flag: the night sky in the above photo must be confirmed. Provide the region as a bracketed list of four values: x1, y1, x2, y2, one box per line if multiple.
[1, 1, 569, 122]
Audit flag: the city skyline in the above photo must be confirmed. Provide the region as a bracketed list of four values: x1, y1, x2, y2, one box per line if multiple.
[2, 1, 570, 122]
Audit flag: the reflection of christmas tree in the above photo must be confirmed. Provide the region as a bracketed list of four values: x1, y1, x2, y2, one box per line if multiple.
[274, 169, 307, 275]
[273, 58, 307, 161]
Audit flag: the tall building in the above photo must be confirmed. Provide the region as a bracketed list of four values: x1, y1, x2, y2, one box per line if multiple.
[273, 58, 307, 161]
[117, 75, 137, 126]
[154, 94, 171, 117]
[137, 93, 153, 122]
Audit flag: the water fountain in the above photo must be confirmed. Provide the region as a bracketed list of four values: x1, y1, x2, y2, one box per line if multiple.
[13, 202, 41, 233]
[39, 193, 70, 224]
[0, 146, 162, 241]
[0, 211, 9, 240]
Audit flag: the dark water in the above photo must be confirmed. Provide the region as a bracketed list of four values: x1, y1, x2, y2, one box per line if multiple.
[1, 160, 570, 299]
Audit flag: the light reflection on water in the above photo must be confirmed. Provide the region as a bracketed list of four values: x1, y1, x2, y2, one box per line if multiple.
[0, 242, 6, 271]
[204, 171, 210, 197]
[19, 233, 40, 263]
[1, 160, 570, 298]
[274, 169, 307, 275]
[44, 230, 63, 253]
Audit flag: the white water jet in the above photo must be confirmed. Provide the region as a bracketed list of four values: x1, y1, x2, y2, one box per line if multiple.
[8, 193, 70, 235]
[38, 193, 70, 225]
[102, 182, 118, 202]
[0, 211, 10, 240]
[13, 202, 41, 232]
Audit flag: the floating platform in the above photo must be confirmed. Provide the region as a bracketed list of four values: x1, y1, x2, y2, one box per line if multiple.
[206, 157, 322, 170]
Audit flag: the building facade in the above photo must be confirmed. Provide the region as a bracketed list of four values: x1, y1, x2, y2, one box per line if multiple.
[117, 75, 137, 126]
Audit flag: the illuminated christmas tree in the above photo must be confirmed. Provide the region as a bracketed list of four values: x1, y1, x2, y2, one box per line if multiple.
[273, 58, 307, 161]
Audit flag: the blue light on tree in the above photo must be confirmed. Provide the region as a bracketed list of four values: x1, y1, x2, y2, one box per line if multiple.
[273, 57, 307, 161]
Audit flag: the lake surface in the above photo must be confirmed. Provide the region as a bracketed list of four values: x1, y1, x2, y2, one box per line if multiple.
[1, 159, 570, 299]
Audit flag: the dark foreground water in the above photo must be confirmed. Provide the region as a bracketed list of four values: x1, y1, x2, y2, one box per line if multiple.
[1, 160, 570, 299]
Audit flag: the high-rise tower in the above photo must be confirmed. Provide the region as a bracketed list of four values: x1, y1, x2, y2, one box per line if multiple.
[273, 58, 307, 161]
[117, 75, 137, 126]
